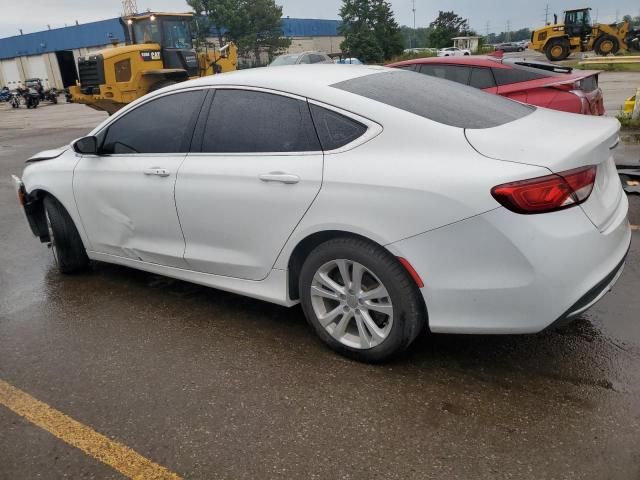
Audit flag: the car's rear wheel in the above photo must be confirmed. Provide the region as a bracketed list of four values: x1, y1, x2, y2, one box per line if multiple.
[594, 35, 619, 56]
[44, 196, 89, 273]
[299, 237, 425, 363]
[545, 38, 570, 61]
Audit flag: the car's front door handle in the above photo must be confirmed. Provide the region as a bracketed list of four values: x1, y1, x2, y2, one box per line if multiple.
[143, 167, 170, 177]
[258, 172, 300, 184]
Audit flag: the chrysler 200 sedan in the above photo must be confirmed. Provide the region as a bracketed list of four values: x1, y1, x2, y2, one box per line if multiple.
[12, 65, 631, 362]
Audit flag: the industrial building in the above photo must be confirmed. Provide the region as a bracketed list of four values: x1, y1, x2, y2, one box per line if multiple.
[0, 17, 343, 89]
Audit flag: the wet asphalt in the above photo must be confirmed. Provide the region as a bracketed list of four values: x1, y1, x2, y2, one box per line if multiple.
[1, 100, 640, 479]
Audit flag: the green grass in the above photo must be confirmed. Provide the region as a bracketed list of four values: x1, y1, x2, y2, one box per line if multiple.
[389, 51, 436, 63]
[616, 114, 640, 129]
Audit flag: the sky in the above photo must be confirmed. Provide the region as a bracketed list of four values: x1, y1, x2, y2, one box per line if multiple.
[2, 0, 639, 38]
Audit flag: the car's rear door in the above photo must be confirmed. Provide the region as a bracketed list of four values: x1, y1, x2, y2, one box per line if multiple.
[73, 89, 206, 268]
[175, 88, 323, 280]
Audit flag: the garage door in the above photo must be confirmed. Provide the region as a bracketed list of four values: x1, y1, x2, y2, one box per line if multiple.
[0, 59, 22, 88]
[25, 55, 50, 88]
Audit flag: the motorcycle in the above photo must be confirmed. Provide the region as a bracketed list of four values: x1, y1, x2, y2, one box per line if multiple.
[9, 91, 21, 108]
[15, 87, 40, 109]
[43, 88, 58, 104]
[0, 87, 11, 102]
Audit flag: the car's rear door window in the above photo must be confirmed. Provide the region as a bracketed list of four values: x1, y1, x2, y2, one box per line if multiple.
[200, 89, 320, 153]
[101, 90, 206, 154]
[309, 54, 326, 63]
[418, 65, 471, 85]
[309, 104, 367, 151]
[469, 68, 496, 89]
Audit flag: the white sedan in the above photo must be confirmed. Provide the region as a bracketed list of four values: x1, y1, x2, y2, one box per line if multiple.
[13, 65, 630, 362]
[437, 46, 471, 56]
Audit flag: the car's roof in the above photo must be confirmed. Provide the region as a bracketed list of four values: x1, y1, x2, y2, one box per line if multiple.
[388, 55, 510, 69]
[165, 64, 387, 98]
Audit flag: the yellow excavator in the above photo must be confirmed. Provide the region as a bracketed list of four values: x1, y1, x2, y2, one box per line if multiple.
[530, 8, 640, 61]
[69, 12, 237, 114]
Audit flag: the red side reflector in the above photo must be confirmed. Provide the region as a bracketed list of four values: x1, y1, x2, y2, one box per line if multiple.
[491, 165, 597, 214]
[398, 257, 424, 288]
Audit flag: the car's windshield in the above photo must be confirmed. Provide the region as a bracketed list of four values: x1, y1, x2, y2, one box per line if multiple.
[162, 20, 193, 49]
[270, 54, 301, 66]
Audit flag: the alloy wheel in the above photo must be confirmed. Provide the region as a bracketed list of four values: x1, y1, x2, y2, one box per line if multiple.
[310, 259, 393, 349]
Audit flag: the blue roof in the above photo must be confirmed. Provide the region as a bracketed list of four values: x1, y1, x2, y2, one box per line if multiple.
[211, 18, 342, 38]
[0, 17, 342, 61]
[0, 18, 125, 60]
[281, 18, 341, 37]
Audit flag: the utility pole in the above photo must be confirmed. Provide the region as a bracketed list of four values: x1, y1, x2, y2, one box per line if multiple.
[411, 0, 416, 49]
[505, 20, 511, 42]
[615, 9, 619, 23]
[485, 21, 490, 37]
[544, 4, 550, 24]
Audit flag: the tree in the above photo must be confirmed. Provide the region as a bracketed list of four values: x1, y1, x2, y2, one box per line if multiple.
[339, 0, 404, 63]
[187, 0, 290, 61]
[428, 11, 471, 49]
[400, 26, 433, 49]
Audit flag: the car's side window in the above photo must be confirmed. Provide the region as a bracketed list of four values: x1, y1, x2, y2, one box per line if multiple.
[418, 65, 471, 85]
[201, 89, 321, 153]
[101, 90, 206, 154]
[299, 55, 311, 64]
[309, 104, 367, 151]
[469, 68, 496, 89]
[310, 54, 325, 63]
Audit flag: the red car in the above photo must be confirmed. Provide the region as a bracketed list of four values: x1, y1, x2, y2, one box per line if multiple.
[386, 55, 604, 116]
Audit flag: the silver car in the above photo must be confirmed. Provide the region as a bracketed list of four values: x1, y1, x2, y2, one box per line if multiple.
[270, 51, 333, 66]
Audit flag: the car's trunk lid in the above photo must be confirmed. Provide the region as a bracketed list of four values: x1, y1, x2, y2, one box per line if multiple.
[465, 108, 622, 231]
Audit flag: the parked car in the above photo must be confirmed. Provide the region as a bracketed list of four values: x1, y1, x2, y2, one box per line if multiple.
[13, 65, 629, 362]
[270, 51, 333, 66]
[437, 47, 471, 57]
[387, 56, 605, 115]
[335, 57, 363, 65]
[495, 42, 525, 52]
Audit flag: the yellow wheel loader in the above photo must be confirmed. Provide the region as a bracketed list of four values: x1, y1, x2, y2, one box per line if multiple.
[531, 8, 640, 62]
[69, 12, 237, 114]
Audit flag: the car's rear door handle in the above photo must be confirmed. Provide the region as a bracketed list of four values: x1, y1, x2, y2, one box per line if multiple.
[258, 172, 300, 184]
[143, 167, 170, 177]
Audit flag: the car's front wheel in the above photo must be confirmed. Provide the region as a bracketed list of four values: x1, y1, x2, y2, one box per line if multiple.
[299, 237, 425, 363]
[44, 196, 89, 273]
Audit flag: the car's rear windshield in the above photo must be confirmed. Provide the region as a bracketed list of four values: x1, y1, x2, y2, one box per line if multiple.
[270, 54, 300, 66]
[331, 70, 534, 129]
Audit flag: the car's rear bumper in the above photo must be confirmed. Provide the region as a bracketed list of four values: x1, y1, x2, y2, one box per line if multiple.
[387, 200, 631, 334]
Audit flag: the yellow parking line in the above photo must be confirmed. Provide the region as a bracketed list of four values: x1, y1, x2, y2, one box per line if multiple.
[0, 379, 181, 480]
[632, 225, 639, 231]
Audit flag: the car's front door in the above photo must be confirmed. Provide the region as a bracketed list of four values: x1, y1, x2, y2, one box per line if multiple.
[175, 88, 324, 280]
[73, 89, 206, 268]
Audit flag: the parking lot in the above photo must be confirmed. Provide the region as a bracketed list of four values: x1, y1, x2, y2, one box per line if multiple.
[1, 71, 640, 479]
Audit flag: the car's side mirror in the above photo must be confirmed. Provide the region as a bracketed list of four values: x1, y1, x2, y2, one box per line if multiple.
[73, 136, 98, 155]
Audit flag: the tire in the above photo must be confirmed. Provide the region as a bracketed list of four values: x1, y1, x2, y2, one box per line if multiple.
[594, 35, 620, 56]
[299, 237, 426, 363]
[545, 38, 570, 61]
[43, 196, 89, 274]
[149, 79, 177, 92]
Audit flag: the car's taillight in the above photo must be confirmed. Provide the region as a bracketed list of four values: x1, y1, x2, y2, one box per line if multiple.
[491, 165, 597, 214]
